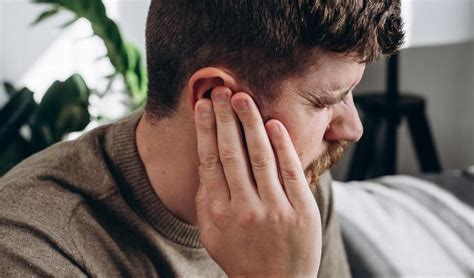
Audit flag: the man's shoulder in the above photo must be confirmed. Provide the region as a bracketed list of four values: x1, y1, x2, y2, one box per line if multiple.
[1, 123, 119, 198]
[0, 122, 127, 265]
[0, 109, 143, 233]
[0, 169, 84, 241]
[0, 123, 123, 226]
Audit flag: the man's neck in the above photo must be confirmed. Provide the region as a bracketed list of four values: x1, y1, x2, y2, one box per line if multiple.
[135, 110, 200, 225]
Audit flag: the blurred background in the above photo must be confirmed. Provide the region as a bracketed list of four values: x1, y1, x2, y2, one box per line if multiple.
[1, 0, 473, 179]
[1, 1, 473, 276]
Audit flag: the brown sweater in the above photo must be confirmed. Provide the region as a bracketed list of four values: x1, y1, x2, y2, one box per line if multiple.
[0, 110, 351, 277]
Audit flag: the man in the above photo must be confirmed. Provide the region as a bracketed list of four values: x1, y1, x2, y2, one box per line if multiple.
[0, 0, 404, 277]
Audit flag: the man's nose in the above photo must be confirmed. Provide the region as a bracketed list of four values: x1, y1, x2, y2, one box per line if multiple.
[324, 100, 364, 142]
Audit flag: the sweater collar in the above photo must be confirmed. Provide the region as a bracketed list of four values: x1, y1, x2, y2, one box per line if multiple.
[110, 109, 202, 248]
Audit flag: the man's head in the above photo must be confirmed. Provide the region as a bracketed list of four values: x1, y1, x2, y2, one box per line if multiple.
[144, 0, 404, 189]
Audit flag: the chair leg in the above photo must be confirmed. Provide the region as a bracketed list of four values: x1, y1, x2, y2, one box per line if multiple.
[346, 114, 380, 181]
[406, 107, 442, 173]
[375, 115, 399, 176]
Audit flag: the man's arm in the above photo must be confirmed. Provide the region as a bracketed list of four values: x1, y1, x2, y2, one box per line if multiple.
[0, 222, 87, 277]
[0, 177, 87, 277]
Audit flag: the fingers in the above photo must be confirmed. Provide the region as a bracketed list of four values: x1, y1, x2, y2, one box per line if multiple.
[230, 93, 288, 205]
[194, 179, 212, 238]
[195, 88, 301, 210]
[265, 119, 315, 210]
[211, 87, 258, 201]
[194, 98, 231, 204]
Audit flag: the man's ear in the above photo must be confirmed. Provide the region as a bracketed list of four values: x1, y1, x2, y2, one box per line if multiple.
[187, 67, 242, 111]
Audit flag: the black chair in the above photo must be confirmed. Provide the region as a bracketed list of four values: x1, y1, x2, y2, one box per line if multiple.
[346, 54, 442, 181]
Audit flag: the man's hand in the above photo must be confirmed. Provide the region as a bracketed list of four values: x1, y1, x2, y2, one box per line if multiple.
[194, 86, 322, 277]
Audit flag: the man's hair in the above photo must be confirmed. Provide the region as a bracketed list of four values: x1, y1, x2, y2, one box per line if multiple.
[145, 0, 404, 119]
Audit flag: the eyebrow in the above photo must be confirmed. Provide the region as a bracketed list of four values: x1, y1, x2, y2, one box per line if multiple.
[300, 86, 351, 107]
[300, 77, 360, 107]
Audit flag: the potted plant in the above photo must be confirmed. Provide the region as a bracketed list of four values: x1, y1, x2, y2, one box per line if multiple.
[0, 0, 148, 175]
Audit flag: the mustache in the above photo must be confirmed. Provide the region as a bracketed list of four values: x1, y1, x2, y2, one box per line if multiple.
[306, 140, 349, 194]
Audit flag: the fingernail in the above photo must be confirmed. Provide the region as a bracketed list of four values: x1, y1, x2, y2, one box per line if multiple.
[213, 91, 228, 103]
[269, 123, 281, 136]
[198, 103, 212, 115]
[234, 99, 248, 111]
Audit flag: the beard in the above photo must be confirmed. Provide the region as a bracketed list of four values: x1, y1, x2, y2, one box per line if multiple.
[304, 140, 349, 195]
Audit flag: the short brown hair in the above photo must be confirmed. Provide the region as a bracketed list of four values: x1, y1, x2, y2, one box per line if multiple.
[145, 0, 404, 119]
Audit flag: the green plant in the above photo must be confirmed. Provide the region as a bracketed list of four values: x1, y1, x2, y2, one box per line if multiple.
[32, 0, 148, 108]
[0, 0, 148, 175]
[0, 75, 91, 175]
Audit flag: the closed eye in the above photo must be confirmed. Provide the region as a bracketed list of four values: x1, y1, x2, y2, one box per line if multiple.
[312, 93, 348, 109]
[300, 88, 352, 110]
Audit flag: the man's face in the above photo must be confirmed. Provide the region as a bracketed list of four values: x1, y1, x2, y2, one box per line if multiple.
[258, 52, 365, 192]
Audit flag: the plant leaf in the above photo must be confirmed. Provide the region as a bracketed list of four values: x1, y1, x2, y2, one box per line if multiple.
[34, 74, 90, 142]
[30, 0, 148, 109]
[3, 82, 17, 97]
[59, 16, 79, 29]
[32, 0, 61, 4]
[0, 88, 37, 147]
[31, 8, 60, 26]
[0, 137, 34, 176]
[56, 104, 90, 137]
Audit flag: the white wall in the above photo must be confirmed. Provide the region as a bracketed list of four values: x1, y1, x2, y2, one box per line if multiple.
[1, 0, 473, 178]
